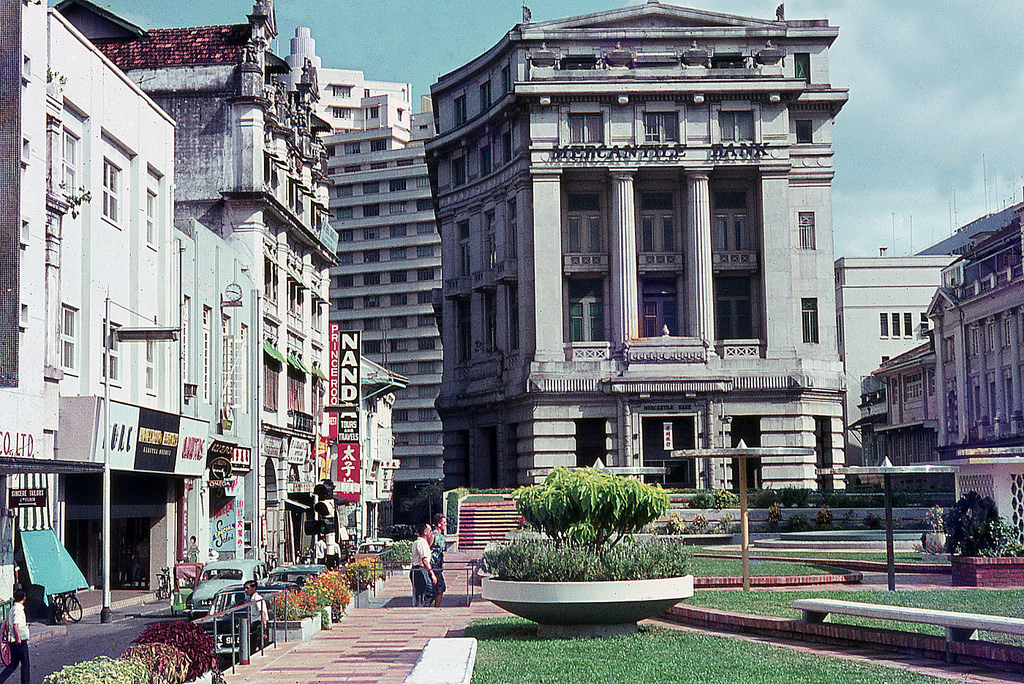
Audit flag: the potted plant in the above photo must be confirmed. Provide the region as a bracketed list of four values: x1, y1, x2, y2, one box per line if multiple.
[945, 492, 1024, 587]
[268, 588, 324, 642]
[919, 506, 948, 561]
[481, 467, 694, 637]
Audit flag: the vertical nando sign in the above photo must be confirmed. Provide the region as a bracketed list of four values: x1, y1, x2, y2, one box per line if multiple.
[335, 331, 361, 503]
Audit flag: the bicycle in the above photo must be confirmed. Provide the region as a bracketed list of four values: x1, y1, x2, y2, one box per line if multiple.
[50, 591, 83, 625]
[0, 617, 10, 665]
[156, 566, 172, 600]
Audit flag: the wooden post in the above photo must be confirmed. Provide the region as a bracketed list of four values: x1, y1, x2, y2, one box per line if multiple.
[739, 459, 749, 591]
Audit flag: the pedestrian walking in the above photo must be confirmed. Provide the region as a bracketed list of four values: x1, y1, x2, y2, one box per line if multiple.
[314, 535, 327, 565]
[325, 537, 340, 570]
[243, 580, 268, 648]
[0, 589, 29, 684]
[409, 522, 437, 607]
[431, 513, 447, 608]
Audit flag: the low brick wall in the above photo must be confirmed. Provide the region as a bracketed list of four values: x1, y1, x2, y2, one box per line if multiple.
[694, 571, 862, 588]
[950, 556, 1024, 587]
[694, 552, 950, 575]
[663, 604, 1024, 675]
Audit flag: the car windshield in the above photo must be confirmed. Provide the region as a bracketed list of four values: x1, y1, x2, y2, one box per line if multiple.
[202, 568, 243, 581]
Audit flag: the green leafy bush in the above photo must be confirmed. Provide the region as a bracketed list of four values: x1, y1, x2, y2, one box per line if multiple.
[778, 488, 811, 508]
[687, 492, 715, 509]
[660, 513, 686, 535]
[381, 539, 412, 565]
[815, 506, 834, 529]
[787, 513, 810, 532]
[944, 492, 1024, 557]
[982, 519, 1024, 557]
[713, 490, 739, 509]
[483, 538, 689, 582]
[516, 467, 669, 550]
[752, 489, 781, 509]
[43, 656, 149, 684]
[689, 514, 709, 534]
[121, 643, 191, 684]
[863, 512, 883, 530]
[765, 502, 782, 528]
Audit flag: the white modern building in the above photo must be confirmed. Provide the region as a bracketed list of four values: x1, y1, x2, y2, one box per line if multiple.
[285, 26, 412, 134]
[428, 2, 848, 491]
[834, 255, 952, 465]
[325, 102, 443, 494]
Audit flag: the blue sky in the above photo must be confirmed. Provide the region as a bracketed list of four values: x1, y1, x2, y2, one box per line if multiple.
[81, 0, 1024, 259]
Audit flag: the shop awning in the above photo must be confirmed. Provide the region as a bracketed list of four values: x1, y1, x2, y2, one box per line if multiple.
[20, 528, 88, 598]
[263, 341, 285, 363]
[287, 353, 310, 375]
[311, 365, 328, 381]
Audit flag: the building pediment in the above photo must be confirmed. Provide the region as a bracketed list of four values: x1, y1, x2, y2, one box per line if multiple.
[526, 2, 781, 33]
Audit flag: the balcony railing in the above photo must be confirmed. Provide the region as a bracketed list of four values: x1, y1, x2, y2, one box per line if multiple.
[712, 251, 758, 270]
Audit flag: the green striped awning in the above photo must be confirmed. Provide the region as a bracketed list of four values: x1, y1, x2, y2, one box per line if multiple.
[16, 473, 51, 531]
[311, 365, 328, 381]
[263, 341, 285, 363]
[287, 353, 310, 375]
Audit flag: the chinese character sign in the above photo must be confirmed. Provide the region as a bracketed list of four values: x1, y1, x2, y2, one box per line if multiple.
[663, 422, 674, 451]
[337, 442, 360, 503]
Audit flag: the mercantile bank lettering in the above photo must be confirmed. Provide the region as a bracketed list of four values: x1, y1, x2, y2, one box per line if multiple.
[549, 141, 768, 163]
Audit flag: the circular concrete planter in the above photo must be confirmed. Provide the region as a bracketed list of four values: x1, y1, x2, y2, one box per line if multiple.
[482, 575, 694, 637]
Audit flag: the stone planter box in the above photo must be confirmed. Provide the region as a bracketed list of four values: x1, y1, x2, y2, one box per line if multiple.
[269, 615, 322, 643]
[950, 556, 1024, 587]
[482, 575, 694, 637]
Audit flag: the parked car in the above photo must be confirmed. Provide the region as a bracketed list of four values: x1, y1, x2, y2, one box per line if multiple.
[200, 584, 281, 660]
[267, 564, 325, 588]
[356, 538, 393, 555]
[185, 559, 268, 616]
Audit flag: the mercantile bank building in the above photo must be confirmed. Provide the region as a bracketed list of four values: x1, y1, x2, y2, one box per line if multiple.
[426, 2, 848, 491]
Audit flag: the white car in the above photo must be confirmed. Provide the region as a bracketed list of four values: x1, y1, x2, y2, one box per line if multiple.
[356, 538, 393, 555]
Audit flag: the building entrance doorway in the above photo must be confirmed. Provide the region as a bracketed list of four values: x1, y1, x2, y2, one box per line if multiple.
[641, 416, 695, 488]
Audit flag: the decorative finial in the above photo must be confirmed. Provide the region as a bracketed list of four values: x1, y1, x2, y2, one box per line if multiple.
[775, 3, 785, 21]
[522, 5, 532, 23]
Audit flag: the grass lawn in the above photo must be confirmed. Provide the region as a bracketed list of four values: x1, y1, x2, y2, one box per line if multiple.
[466, 618, 950, 684]
[687, 589, 1024, 646]
[701, 549, 926, 563]
[688, 556, 847, 577]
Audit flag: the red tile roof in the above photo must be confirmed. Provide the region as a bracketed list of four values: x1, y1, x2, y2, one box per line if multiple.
[93, 24, 251, 70]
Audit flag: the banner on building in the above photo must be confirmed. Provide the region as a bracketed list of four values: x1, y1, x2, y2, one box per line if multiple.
[327, 322, 340, 439]
[92, 400, 207, 476]
[316, 435, 331, 482]
[336, 442, 360, 503]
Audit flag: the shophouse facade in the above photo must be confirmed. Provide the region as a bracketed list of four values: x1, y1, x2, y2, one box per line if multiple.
[428, 3, 848, 490]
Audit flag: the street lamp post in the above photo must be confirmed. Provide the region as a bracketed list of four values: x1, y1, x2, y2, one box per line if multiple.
[100, 296, 178, 623]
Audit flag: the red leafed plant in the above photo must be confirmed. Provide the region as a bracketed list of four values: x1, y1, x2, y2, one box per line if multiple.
[132, 620, 216, 682]
[122, 642, 191, 684]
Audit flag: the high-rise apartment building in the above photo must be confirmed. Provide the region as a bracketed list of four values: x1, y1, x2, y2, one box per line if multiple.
[325, 102, 443, 491]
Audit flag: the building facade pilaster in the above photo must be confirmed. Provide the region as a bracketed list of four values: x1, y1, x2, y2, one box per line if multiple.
[610, 169, 638, 347]
[686, 171, 714, 347]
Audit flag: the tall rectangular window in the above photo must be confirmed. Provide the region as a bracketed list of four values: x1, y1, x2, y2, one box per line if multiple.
[501, 64, 511, 93]
[458, 220, 471, 276]
[568, 113, 603, 144]
[479, 144, 492, 176]
[639, 193, 674, 252]
[794, 53, 811, 82]
[891, 311, 901, 337]
[566, 193, 601, 253]
[452, 157, 466, 186]
[484, 291, 497, 351]
[454, 95, 467, 125]
[802, 298, 819, 344]
[479, 81, 491, 110]
[719, 111, 754, 142]
[456, 299, 472, 361]
[641, 278, 678, 337]
[107, 324, 120, 383]
[795, 119, 813, 144]
[508, 284, 519, 350]
[484, 211, 496, 268]
[879, 313, 889, 338]
[643, 112, 679, 143]
[238, 323, 248, 407]
[568, 279, 604, 342]
[713, 191, 748, 251]
[62, 131, 78, 193]
[202, 306, 212, 402]
[182, 295, 190, 381]
[904, 312, 914, 338]
[370, 138, 387, 151]
[145, 340, 156, 392]
[798, 212, 815, 250]
[146, 190, 158, 245]
[507, 198, 518, 259]
[715, 277, 752, 340]
[60, 305, 77, 371]
[102, 159, 121, 223]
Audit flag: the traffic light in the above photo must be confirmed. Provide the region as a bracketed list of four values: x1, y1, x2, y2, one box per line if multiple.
[304, 518, 336, 535]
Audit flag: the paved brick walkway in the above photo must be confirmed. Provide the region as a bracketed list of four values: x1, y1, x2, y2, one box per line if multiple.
[224, 555, 1019, 684]
[223, 557, 505, 684]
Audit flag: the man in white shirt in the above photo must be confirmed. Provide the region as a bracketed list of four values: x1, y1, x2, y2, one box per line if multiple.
[409, 523, 437, 607]
[243, 580, 267, 649]
[314, 535, 327, 565]
[0, 589, 29, 684]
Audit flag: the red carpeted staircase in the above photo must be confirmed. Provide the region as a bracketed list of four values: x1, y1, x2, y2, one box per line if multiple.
[456, 500, 522, 551]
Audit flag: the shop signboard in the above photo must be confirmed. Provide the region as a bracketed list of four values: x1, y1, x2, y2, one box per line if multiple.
[327, 322, 340, 439]
[211, 498, 236, 553]
[176, 417, 206, 477]
[316, 435, 331, 482]
[91, 400, 210, 476]
[336, 442, 360, 503]
[8, 488, 46, 508]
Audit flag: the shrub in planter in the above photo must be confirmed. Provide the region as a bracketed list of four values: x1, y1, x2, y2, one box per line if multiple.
[687, 491, 714, 509]
[943, 492, 1001, 557]
[778, 488, 811, 508]
[270, 588, 321, 620]
[303, 570, 351, 621]
[689, 514, 709, 534]
[133, 621, 216, 684]
[863, 512, 883, 530]
[345, 556, 384, 591]
[659, 512, 687, 535]
[381, 539, 412, 566]
[516, 467, 669, 550]
[483, 538, 690, 582]
[765, 502, 782, 528]
[752, 489, 781, 509]
[712, 489, 739, 509]
[43, 656, 150, 683]
[121, 643, 191, 684]
[787, 513, 810, 532]
[815, 505, 834, 529]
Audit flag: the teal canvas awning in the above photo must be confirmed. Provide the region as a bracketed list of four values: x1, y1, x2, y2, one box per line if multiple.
[20, 528, 88, 598]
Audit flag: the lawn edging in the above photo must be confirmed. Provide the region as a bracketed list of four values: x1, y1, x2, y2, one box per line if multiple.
[693, 552, 951, 575]
[694, 570, 862, 588]
[663, 603, 1024, 675]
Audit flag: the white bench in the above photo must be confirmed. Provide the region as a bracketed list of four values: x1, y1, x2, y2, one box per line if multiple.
[403, 637, 478, 684]
[792, 598, 1024, 645]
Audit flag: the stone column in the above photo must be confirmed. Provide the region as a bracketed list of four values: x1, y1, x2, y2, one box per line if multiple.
[529, 170, 563, 362]
[610, 170, 639, 347]
[686, 171, 715, 349]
